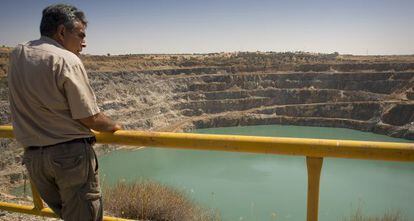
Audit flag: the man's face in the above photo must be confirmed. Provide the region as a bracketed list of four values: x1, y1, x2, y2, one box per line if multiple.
[61, 21, 86, 55]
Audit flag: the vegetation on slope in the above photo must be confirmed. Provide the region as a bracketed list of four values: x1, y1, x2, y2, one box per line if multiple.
[1, 45, 414, 76]
[103, 180, 220, 221]
[81, 52, 414, 73]
[344, 208, 407, 221]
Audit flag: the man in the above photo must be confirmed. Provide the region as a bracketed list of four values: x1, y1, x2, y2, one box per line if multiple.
[8, 4, 121, 221]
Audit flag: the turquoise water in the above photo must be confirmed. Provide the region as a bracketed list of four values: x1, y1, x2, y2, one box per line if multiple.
[98, 125, 414, 221]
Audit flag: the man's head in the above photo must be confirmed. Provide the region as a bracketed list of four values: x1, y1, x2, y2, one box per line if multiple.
[40, 4, 87, 55]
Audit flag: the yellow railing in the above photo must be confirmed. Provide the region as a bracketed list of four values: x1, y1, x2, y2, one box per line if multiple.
[0, 125, 413, 221]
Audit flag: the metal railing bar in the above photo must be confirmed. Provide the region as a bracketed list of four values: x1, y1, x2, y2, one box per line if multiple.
[30, 181, 44, 210]
[306, 157, 323, 221]
[94, 129, 414, 162]
[0, 201, 135, 220]
[1, 125, 413, 163]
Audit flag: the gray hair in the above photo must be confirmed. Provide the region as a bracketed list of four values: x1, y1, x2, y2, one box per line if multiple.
[40, 4, 87, 37]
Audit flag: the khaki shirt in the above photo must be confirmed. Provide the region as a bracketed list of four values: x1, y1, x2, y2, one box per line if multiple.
[8, 36, 100, 147]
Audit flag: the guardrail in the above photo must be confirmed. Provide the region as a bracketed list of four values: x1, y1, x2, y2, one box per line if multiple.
[0, 125, 413, 221]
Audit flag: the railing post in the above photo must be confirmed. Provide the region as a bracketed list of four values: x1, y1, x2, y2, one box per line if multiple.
[29, 180, 44, 211]
[306, 156, 323, 221]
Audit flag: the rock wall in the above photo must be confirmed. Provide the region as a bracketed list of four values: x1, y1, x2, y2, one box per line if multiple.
[87, 70, 414, 140]
[161, 71, 413, 139]
[1, 70, 413, 138]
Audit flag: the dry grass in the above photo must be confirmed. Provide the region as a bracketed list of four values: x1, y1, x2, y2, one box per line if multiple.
[343, 208, 407, 221]
[79, 52, 414, 73]
[103, 180, 220, 221]
[339, 54, 414, 63]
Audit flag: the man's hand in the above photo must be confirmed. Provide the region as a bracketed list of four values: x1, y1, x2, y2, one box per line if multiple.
[78, 112, 122, 132]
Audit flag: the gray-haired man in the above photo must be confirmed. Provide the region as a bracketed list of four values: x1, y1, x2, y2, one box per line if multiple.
[8, 4, 121, 221]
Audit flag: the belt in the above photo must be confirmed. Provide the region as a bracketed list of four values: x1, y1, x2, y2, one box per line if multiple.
[26, 137, 96, 151]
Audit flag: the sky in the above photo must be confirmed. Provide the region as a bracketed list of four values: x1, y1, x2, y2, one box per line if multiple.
[0, 0, 413, 55]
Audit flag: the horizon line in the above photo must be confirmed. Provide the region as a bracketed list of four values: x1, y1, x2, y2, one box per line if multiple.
[1, 45, 413, 57]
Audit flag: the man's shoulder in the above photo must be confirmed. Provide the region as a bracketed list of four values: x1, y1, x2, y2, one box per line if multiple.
[18, 38, 83, 67]
[46, 45, 82, 67]
[10, 44, 23, 56]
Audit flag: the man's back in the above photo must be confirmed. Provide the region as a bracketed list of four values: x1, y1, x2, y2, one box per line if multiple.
[8, 4, 122, 220]
[8, 36, 99, 147]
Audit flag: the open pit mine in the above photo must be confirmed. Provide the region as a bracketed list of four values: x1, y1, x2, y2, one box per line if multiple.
[0, 50, 413, 207]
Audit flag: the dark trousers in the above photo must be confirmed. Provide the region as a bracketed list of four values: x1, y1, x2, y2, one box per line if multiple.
[23, 138, 103, 221]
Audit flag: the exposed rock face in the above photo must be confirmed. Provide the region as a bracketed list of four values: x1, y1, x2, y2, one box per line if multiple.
[166, 71, 414, 139]
[88, 71, 183, 131]
[53, 70, 411, 140]
[381, 104, 414, 126]
[1, 51, 413, 140]
[2, 70, 412, 139]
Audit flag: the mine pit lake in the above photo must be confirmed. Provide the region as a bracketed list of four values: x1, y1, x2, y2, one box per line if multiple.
[15, 125, 414, 221]
[98, 125, 413, 221]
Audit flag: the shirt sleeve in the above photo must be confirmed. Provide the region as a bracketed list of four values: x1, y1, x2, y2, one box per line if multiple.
[62, 61, 100, 119]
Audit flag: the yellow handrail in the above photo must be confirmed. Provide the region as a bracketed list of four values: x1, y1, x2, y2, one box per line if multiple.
[0, 125, 413, 221]
[1, 125, 413, 162]
[0, 201, 131, 221]
[92, 129, 414, 162]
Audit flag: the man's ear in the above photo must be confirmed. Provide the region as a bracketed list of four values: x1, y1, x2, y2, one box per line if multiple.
[56, 24, 66, 42]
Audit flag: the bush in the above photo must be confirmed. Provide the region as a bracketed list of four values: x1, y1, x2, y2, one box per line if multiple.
[103, 180, 220, 221]
[343, 207, 407, 221]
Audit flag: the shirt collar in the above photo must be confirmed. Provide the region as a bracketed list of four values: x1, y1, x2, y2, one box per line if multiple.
[40, 36, 65, 49]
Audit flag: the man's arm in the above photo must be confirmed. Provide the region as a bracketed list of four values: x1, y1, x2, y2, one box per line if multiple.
[79, 112, 122, 132]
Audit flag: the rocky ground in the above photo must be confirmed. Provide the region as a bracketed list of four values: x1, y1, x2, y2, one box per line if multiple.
[0, 50, 413, 220]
